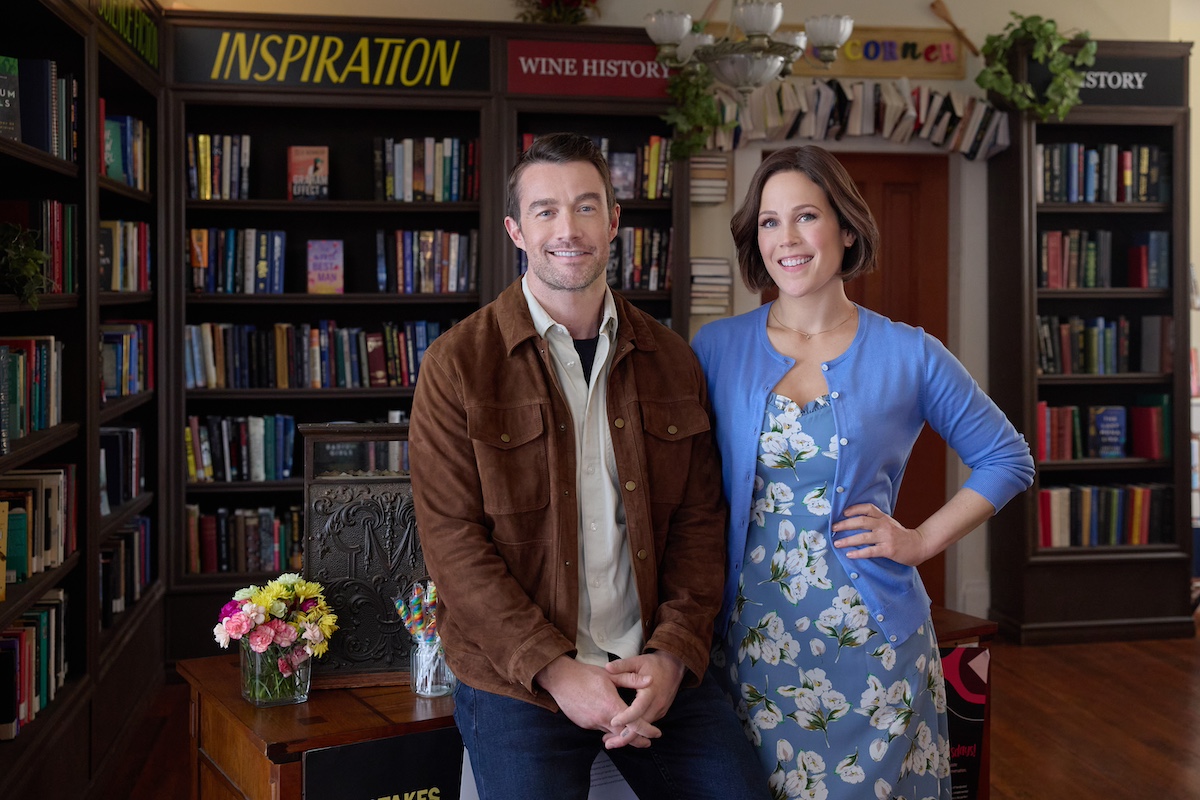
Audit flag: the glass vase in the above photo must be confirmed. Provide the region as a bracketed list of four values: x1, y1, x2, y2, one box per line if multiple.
[411, 636, 455, 698]
[240, 639, 312, 707]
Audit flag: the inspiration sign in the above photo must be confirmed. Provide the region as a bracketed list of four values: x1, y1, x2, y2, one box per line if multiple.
[173, 25, 490, 91]
[507, 40, 670, 99]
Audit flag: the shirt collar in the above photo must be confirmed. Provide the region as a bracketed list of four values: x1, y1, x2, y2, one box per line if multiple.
[521, 275, 618, 342]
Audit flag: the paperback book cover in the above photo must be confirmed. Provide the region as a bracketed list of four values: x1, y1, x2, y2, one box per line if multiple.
[287, 145, 329, 200]
[609, 152, 638, 201]
[0, 57, 19, 142]
[1087, 405, 1126, 458]
[306, 239, 344, 294]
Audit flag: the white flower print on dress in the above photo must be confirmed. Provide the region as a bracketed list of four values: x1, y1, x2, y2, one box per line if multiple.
[803, 485, 832, 515]
[824, 435, 840, 459]
[750, 545, 767, 564]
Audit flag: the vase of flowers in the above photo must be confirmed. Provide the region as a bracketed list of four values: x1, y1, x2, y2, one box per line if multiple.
[214, 573, 339, 708]
[514, 0, 599, 25]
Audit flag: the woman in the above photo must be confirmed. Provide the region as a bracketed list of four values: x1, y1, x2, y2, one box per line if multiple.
[692, 146, 1034, 800]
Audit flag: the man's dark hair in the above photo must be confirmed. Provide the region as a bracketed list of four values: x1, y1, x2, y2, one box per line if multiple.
[505, 132, 615, 223]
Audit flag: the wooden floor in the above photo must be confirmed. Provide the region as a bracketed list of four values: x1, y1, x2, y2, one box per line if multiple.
[102, 628, 1200, 799]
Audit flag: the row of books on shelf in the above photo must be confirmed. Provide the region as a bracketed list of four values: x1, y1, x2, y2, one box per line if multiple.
[186, 504, 303, 575]
[98, 219, 152, 292]
[688, 153, 730, 205]
[99, 99, 150, 192]
[0, 199, 80, 296]
[1035, 314, 1173, 376]
[100, 516, 154, 629]
[0, 56, 77, 161]
[186, 132, 251, 200]
[99, 320, 155, 400]
[689, 256, 733, 316]
[1038, 482, 1173, 548]
[1036, 397, 1171, 462]
[1038, 228, 1170, 290]
[99, 426, 144, 515]
[0, 466, 78, 594]
[185, 414, 296, 484]
[375, 136, 480, 203]
[188, 227, 284, 294]
[0, 336, 64, 452]
[0, 587, 67, 741]
[523, 133, 674, 201]
[376, 228, 479, 294]
[183, 318, 444, 391]
[606, 226, 673, 292]
[725, 77, 1008, 161]
[1036, 142, 1168, 205]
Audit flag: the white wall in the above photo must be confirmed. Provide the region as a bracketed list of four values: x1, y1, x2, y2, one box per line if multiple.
[162, 0, 1187, 616]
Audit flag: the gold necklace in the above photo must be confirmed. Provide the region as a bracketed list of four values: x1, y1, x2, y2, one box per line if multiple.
[769, 305, 856, 340]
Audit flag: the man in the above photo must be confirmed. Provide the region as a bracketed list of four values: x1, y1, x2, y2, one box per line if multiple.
[409, 133, 767, 799]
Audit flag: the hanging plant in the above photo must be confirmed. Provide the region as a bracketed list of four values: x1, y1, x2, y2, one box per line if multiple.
[662, 65, 737, 162]
[514, 0, 599, 25]
[0, 222, 54, 308]
[975, 12, 1097, 122]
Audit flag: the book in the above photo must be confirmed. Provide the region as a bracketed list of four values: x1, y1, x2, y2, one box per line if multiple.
[306, 240, 344, 294]
[609, 152, 638, 201]
[286, 145, 329, 200]
[0, 56, 18, 142]
[1087, 406, 1126, 458]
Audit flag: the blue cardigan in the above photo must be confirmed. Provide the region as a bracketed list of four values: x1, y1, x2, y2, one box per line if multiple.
[692, 304, 1035, 646]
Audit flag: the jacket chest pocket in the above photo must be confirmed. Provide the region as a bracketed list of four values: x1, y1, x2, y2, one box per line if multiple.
[467, 404, 550, 516]
[640, 399, 711, 505]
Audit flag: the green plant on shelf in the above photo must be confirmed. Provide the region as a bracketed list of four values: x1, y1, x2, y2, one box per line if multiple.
[975, 12, 1097, 122]
[0, 222, 55, 308]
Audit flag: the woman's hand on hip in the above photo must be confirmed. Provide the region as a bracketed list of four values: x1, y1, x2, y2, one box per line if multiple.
[831, 503, 930, 566]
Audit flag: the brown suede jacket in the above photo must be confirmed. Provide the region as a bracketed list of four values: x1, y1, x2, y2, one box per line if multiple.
[408, 280, 728, 711]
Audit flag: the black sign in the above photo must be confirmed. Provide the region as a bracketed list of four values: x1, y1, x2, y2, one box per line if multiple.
[173, 27, 490, 91]
[304, 726, 463, 800]
[1029, 54, 1186, 107]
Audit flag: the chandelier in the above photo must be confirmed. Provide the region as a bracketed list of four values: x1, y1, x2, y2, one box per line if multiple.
[644, 2, 854, 96]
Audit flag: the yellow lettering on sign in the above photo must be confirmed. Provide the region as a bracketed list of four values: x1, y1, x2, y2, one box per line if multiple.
[314, 36, 345, 84]
[301, 35, 321, 82]
[254, 34, 282, 81]
[277, 34, 308, 81]
[430, 40, 461, 86]
[341, 37, 372, 84]
[844, 40, 863, 61]
[373, 39, 405, 85]
[224, 33, 262, 81]
[400, 38, 430, 87]
[210, 31, 231, 80]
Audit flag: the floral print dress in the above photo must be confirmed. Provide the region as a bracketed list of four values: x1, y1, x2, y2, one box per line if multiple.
[715, 393, 952, 800]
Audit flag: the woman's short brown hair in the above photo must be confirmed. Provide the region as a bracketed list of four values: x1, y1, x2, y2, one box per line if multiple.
[730, 146, 879, 292]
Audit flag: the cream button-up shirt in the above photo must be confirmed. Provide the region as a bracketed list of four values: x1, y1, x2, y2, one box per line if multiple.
[522, 278, 642, 667]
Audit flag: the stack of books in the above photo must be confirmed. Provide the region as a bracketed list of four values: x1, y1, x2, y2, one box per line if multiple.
[690, 257, 733, 316]
[689, 154, 731, 204]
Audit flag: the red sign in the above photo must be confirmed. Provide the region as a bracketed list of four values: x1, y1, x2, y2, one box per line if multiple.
[507, 39, 669, 99]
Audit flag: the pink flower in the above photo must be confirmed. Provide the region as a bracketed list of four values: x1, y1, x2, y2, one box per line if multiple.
[300, 598, 318, 613]
[247, 626, 275, 653]
[223, 612, 254, 640]
[268, 619, 299, 648]
[289, 647, 311, 667]
[277, 655, 294, 677]
[301, 621, 324, 646]
[219, 600, 242, 622]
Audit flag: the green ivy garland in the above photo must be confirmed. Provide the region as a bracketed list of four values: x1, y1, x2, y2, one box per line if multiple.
[976, 12, 1097, 122]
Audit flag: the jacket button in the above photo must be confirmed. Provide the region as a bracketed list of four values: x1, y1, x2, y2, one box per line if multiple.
[625, 481, 636, 491]
[565, 560, 571, 566]
[559, 424, 566, 432]
[500, 433, 511, 443]
[667, 425, 678, 435]
[636, 549, 647, 559]
[615, 418, 625, 428]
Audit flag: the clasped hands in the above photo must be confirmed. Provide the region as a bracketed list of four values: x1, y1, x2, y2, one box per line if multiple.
[535, 650, 686, 750]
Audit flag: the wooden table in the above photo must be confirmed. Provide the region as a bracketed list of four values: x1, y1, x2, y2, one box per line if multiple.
[178, 656, 455, 800]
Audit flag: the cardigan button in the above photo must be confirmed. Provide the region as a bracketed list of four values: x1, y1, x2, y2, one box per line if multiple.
[820, 364, 829, 371]
[839, 437, 848, 446]
[830, 391, 839, 399]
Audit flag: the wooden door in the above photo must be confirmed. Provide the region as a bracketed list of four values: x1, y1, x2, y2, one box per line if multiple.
[761, 153, 951, 604]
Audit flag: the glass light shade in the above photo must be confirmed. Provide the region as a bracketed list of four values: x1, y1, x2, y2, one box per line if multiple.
[701, 50, 786, 95]
[781, 31, 807, 57]
[732, 1, 784, 38]
[805, 14, 854, 48]
[644, 10, 693, 46]
[677, 31, 715, 64]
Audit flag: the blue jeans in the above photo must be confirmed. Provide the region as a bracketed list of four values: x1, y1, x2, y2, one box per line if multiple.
[454, 670, 770, 800]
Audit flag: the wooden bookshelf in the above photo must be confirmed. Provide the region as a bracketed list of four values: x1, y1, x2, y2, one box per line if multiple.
[0, 1, 166, 797]
[986, 40, 1193, 643]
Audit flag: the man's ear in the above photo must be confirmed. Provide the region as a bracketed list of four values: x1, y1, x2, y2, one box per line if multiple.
[504, 216, 525, 250]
